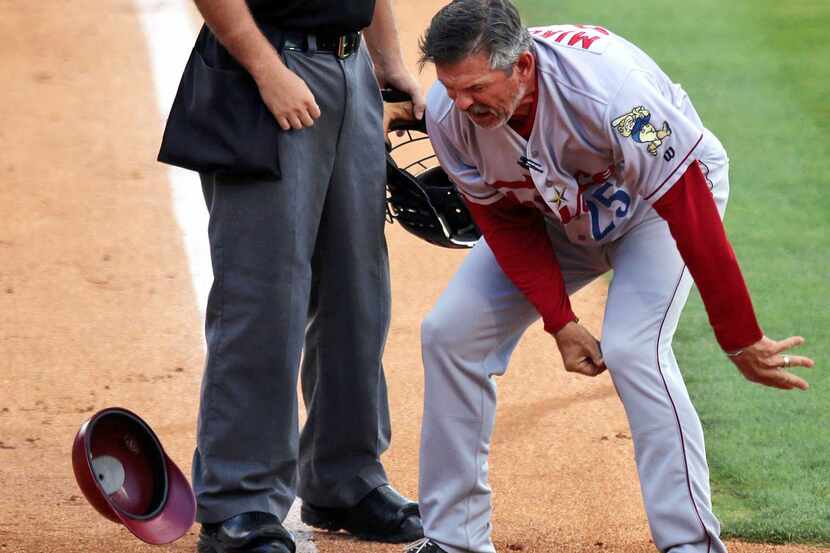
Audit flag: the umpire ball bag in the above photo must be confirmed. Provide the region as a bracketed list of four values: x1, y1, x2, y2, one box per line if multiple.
[71, 407, 196, 544]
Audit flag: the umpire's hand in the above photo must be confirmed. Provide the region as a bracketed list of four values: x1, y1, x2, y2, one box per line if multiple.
[554, 321, 606, 377]
[383, 100, 416, 135]
[729, 335, 814, 390]
[255, 62, 321, 131]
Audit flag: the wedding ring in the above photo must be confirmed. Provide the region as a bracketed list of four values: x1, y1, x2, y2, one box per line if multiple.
[783, 355, 790, 368]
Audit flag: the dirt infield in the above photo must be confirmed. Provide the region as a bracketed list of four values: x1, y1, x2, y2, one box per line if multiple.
[0, 1, 825, 553]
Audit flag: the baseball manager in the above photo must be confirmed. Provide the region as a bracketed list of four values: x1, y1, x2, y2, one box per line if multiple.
[406, 1, 816, 553]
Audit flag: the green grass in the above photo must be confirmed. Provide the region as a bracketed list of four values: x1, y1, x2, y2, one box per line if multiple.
[516, 0, 830, 544]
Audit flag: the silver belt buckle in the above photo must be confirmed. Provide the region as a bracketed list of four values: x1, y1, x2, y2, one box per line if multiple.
[336, 35, 349, 59]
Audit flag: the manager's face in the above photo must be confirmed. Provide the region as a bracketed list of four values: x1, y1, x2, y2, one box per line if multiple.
[436, 50, 535, 129]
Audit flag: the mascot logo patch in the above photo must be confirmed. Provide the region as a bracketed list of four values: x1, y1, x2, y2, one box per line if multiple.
[612, 106, 672, 156]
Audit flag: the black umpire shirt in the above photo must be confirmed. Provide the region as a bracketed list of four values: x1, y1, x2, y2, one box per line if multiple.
[247, 0, 376, 33]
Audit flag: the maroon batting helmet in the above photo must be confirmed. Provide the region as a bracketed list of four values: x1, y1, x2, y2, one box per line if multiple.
[71, 407, 196, 544]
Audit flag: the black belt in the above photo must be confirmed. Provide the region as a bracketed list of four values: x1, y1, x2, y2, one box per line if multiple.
[281, 31, 361, 59]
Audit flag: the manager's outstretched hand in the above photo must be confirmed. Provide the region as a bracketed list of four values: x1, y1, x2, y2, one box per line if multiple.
[729, 335, 814, 390]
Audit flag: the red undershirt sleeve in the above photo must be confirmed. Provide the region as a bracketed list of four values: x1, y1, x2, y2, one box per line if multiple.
[465, 196, 576, 334]
[652, 161, 763, 351]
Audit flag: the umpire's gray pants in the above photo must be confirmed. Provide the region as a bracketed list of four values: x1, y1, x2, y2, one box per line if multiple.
[192, 43, 392, 524]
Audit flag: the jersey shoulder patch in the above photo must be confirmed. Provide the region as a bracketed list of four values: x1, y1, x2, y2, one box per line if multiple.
[529, 25, 611, 55]
[611, 106, 672, 156]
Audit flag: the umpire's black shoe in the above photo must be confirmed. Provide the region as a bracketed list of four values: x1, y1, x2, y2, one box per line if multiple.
[404, 538, 449, 553]
[301, 484, 423, 543]
[197, 512, 295, 553]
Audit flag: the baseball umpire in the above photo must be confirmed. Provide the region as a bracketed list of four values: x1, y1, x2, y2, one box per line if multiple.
[158, 0, 425, 551]
[405, 1, 815, 553]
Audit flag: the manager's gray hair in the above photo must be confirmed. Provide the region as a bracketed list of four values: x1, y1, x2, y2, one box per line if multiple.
[418, 0, 533, 73]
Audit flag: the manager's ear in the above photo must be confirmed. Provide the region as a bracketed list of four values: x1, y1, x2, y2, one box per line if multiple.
[515, 50, 535, 80]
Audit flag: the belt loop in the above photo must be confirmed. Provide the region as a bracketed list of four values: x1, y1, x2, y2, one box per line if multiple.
[307, 34, 318, 53]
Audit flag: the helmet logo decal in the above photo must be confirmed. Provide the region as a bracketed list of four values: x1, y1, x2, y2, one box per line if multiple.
[123, 434, 140, 454]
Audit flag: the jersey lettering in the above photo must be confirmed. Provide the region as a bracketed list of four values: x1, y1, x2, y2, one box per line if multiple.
[492, 177, 555, 216]
[567, 31, 601, 50]
[575, 165, 617, 187]
[574, 24, 610, 35]
[530, 25, 610, 54]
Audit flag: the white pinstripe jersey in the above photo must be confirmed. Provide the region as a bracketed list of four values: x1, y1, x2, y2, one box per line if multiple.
[426, 25, 728, 245]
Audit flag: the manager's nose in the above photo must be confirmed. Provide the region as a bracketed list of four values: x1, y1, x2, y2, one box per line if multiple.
[453, 93, 474, 112]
